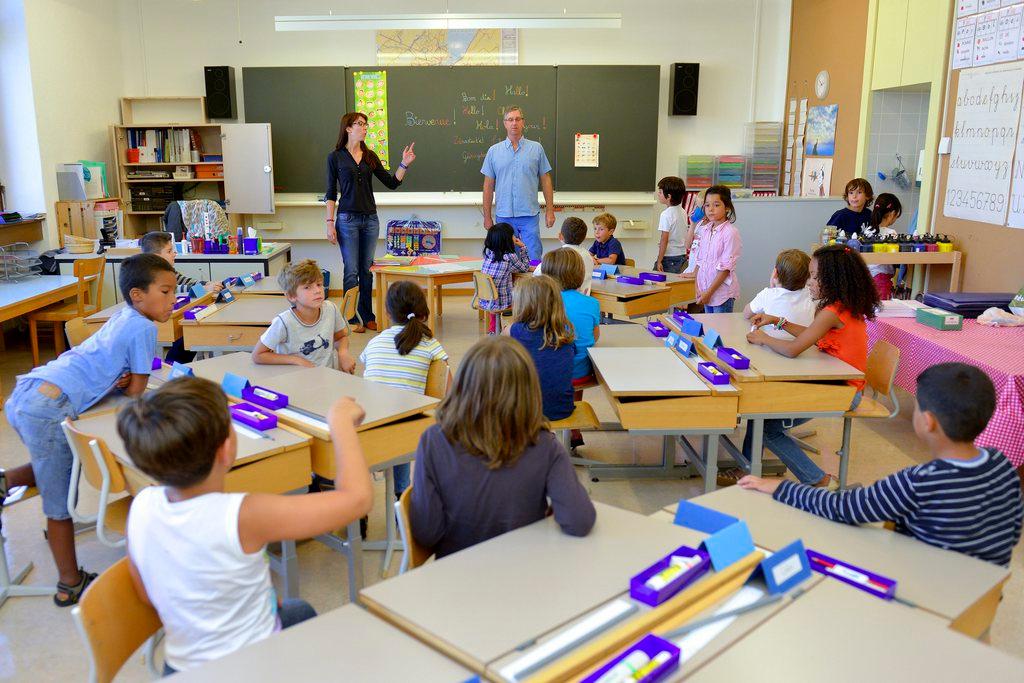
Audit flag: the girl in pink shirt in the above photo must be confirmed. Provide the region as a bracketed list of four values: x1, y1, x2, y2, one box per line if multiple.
[692, 186, 742, 312]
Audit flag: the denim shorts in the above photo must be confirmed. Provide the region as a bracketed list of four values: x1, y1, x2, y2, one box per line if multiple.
[4, 378, 78, 520]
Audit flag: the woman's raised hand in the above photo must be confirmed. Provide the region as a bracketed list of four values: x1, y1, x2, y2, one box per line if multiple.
[402, 142, 416, 166]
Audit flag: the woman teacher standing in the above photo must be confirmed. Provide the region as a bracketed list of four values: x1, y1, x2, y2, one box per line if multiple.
[325, 111, 416, 332]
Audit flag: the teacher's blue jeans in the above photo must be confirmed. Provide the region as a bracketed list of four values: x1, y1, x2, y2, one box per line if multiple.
[497, 214, 542, 260]
[336, 212, 380, 323]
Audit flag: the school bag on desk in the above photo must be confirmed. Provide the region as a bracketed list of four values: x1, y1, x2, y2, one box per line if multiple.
[385, 217, 441, 257]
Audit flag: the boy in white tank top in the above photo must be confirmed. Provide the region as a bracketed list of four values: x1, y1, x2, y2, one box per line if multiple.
[120, 377, 372, 673]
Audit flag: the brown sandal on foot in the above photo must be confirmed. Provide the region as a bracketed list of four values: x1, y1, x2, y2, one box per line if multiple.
[54, 568, 97, 607]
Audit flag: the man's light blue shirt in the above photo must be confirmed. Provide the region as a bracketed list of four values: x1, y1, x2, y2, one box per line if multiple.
[481, 137, 552, 218]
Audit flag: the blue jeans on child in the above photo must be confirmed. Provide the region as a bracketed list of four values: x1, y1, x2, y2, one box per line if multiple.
[742, 392, 862, 485]
[162, 599, 316, 676]
[497, 214, 542, 260]
[658, 255, 686, 274]
[704, 298, 735, 313]
[4, 378, 78, 520]
[394, 463, 410, 497]
[336, 212, 380, 324]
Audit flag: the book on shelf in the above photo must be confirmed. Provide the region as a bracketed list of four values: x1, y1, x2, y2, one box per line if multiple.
[127, 128, 205, 164]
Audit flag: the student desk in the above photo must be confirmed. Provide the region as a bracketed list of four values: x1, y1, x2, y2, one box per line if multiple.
[586, 345, 739, 489]
[616, 266, 697, 309]
[181, 296, 291, 354]
[178, 351, 303, 384]
[69, 407, 313, 598]
[231, 277, 283, 296]
[171, 603, 473, 682]
[83, 292, 216, 346]
[663, 485, 1011, 637]
[360, 502, 707, 676]
[241, 366, 439, 601]
[590, 278, 671, 318]
[0, 275, 79, 323]
[685, 580, 1024, 682]
[372, 259, 482, 327]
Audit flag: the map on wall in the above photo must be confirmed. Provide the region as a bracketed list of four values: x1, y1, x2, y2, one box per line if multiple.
[376, 29, 518, 66]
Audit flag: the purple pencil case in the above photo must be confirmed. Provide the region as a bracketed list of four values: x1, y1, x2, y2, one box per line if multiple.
[151, 357, 163, 371]
[639, 272, 668, 282]
[629, 545, 710, 607]
[582, 634, 680, 683]
[229, 402, 278, 431]
[806, 549, 896, 600]
[616, 275, 645, 285]
[172, 295, 191, 311]
[529, 259, 542, 267]
[647, 321, 670, 337]
[242, 385, 289, 410]
[698, 361, 730, 385]
[717, 347, 750, 370]
[251, 271, 264, 281]
[183, 305, 209, 320]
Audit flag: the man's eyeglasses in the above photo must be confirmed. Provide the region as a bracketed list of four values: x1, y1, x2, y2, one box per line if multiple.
[504, 116, 524, 122]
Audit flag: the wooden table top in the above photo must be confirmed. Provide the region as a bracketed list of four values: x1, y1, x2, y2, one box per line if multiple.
[0, 275, 78, 322]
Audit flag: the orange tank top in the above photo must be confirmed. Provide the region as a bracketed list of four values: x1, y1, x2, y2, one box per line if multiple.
[816, 303, 867, 391]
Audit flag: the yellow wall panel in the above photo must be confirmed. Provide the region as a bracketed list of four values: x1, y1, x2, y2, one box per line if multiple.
[871, 0, 908, 90]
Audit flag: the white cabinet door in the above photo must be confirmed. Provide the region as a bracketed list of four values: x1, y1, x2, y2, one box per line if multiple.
[221, 123, 274, 214]
[176, 262, 212, 285]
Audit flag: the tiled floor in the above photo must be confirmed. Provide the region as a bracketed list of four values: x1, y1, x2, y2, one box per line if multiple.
[0, 296, 1021, 680]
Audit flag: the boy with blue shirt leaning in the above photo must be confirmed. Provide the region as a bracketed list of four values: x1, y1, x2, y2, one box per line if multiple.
[740, 363, 1024, 567]
[589, 213, 626, 265]
[2, 253, 178, 605]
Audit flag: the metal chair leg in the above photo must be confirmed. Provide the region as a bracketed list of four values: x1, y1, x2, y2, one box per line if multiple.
[789, 428, 821, 455]
[837, 418, 853, 490]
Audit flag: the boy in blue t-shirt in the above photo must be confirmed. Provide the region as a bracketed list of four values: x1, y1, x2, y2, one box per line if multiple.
[588, 212, 626, 265]
[826, 178, 874, 236]
[2, 253, 177, 606]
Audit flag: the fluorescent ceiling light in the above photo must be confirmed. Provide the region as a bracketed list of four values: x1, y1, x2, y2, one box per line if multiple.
[274, 13, 622, 31]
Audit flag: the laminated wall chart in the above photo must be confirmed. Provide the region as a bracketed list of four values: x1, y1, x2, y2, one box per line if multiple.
[353, 71, 392, 169]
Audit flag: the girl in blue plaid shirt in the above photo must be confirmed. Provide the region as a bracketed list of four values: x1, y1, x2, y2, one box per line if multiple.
[480, 222, 532, 333]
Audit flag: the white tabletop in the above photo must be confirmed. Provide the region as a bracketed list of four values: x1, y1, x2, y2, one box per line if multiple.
[693, 312, 863, 381]
[170, 603, 472, 682]
[594, 322, 664, 348]
[55, 243, 291, 263]
[686, 580, 1024, 682]
[191, 296, 291, 325]
[184, 352, 309, 384]
[0, 275, 78, 311]
[591, 279, 668, 299]
[588, 346, 711, 396]
[672, 486, 1009, 622]
[234, 277, 283, 294]
[360, 502, 707, 668]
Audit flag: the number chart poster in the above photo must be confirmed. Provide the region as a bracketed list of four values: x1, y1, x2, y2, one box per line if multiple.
[353, 71, 392, 169]
[944, 62, 1024, 224]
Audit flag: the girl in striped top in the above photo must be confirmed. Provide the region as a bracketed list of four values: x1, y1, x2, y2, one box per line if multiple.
[359, 281, 449, 496]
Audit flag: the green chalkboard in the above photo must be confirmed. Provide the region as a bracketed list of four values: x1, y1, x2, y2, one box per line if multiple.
[554, 66, 660, 191]
[242, 67, 346, 194]
[344, 66, 557, 192]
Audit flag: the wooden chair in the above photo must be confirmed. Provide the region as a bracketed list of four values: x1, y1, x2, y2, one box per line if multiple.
[470, 271, 508, 334]
[549, 402, 601, 465]
[65, 316, 98, 347]
[394, 486, 433, 574]
[834, 340, 902, 489]
[623, 258, 636, 267]
[61, 419, 133, 547]
[29, 256, 106, 366]
[340, 285, 362, 330]
[71, 557, 163, 683]
[0, 486, 53, 609]
[425, 358, 450, 399]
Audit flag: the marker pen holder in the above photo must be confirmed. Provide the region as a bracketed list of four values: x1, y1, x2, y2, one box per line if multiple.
[716, 347, 750, 370]
[242, 385, 289, 410]
[639, 272, 667, 282]
[230, 402, 278, 431]
[646, 321, 670, 338]
[616, 275, 645, 285]
[629, 545, 710, 607]
[582, 634, 680, 683]
[697, 361, 730, 385]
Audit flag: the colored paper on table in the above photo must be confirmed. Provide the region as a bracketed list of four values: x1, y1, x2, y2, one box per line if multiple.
[218, 288, 236, 304]
[665, 331, 682, 350]
[599, 264, 619, 276]
[189, 283, 208, 299]
[703, 328, 723, 348]
[222, 372, 251, 399]
[681, 318, 703, 337]
[674, 500, 739, 534]
[753, 540, 813, 594]
[168, 362, 194, 379]
[701, 521, 755, 572]
[677, 336, 696, 357]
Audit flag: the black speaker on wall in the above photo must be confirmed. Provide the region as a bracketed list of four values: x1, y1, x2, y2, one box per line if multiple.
[670, 63, 700, 116]
[204, 66, 237, 119]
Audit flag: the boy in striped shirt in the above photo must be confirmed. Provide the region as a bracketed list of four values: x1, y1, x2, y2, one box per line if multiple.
[740, 362, 1023, 567]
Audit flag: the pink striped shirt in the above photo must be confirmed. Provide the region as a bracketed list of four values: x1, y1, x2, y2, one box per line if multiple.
[694, 220, 742, 306]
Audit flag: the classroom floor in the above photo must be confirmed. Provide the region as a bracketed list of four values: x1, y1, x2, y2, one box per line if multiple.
[1, 296, 1022, 680]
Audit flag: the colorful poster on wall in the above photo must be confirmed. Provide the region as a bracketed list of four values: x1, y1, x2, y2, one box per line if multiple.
[953, 15, 978, 70]
[804, 105, 839, 156]
[801, 158, 832, 197]
[353, 71, 391, 169]
[944, 62, 1024, 224]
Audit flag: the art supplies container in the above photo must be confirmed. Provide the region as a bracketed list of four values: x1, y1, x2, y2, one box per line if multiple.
[671, 310, 693, 324]
[190, 237, 205, 254]
[183, 304, 209, 320]
[242, 237, 259, 255]
[647, 320, 670, 338]
[529, 259, 542, 268]
[915, 307, 963, 331]
[806, 549, 896, 600]
[243, 385, 289, 410]
[716, 347, 750, 370]
[230, 403, 278, 431]
[697, 361, 730, 385]
[582, 634, 680, 683]
[629, 545, 710, 607]
[937, 234, 953, 252]
[172, 295, 191, 311]
[151, 357, 163, 371]
[639, 272, 668, 282]
[616, 275, 645, 285]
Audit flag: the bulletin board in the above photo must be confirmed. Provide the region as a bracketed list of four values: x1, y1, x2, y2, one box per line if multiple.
[933, 2, 1024, 292]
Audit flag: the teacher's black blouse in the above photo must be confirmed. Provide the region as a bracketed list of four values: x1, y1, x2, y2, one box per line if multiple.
[325, 148, 401, 215]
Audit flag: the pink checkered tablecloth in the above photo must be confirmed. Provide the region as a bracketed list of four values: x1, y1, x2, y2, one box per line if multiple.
[867, 318, 1024, 467]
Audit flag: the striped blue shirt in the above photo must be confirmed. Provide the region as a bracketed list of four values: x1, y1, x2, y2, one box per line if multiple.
[774, 448, 1023, 566]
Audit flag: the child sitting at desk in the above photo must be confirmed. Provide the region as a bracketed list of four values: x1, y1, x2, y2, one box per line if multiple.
[120, 377, 373, 673]
[480, 222, 533, 334]
[410, 336, 596, 558]
[735, 244, 880, 488]
[743, 249, 815, 339]
[507, 275, 576, 421]
[740, 363, 1024, 567]
[140, 230, 224, 365]
[589, 212, 626, 266]
[360, 281, 450, 498]
[252, 259, 355, 373]
[533, 216, 593, 294]
[2, 254, 177, 606]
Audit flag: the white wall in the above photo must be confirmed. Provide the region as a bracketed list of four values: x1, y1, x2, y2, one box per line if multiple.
[0, 0, 45, 214]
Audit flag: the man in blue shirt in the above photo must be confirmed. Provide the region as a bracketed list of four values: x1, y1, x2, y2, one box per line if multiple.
[481, 107, 555, 260]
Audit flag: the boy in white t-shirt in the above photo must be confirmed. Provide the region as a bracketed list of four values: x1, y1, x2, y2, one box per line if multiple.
[252, 259, 355, 372]
[532, 216, 593, 294]
[121, 377, 372, 674]
[654, 176, 688, 273]
[744, 249, 815, 339]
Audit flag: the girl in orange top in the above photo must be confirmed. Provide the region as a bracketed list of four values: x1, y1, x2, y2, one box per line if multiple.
[739, 244, 879, 487]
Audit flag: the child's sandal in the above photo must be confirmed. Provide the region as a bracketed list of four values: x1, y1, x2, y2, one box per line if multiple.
[54, 568, 97, 607]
